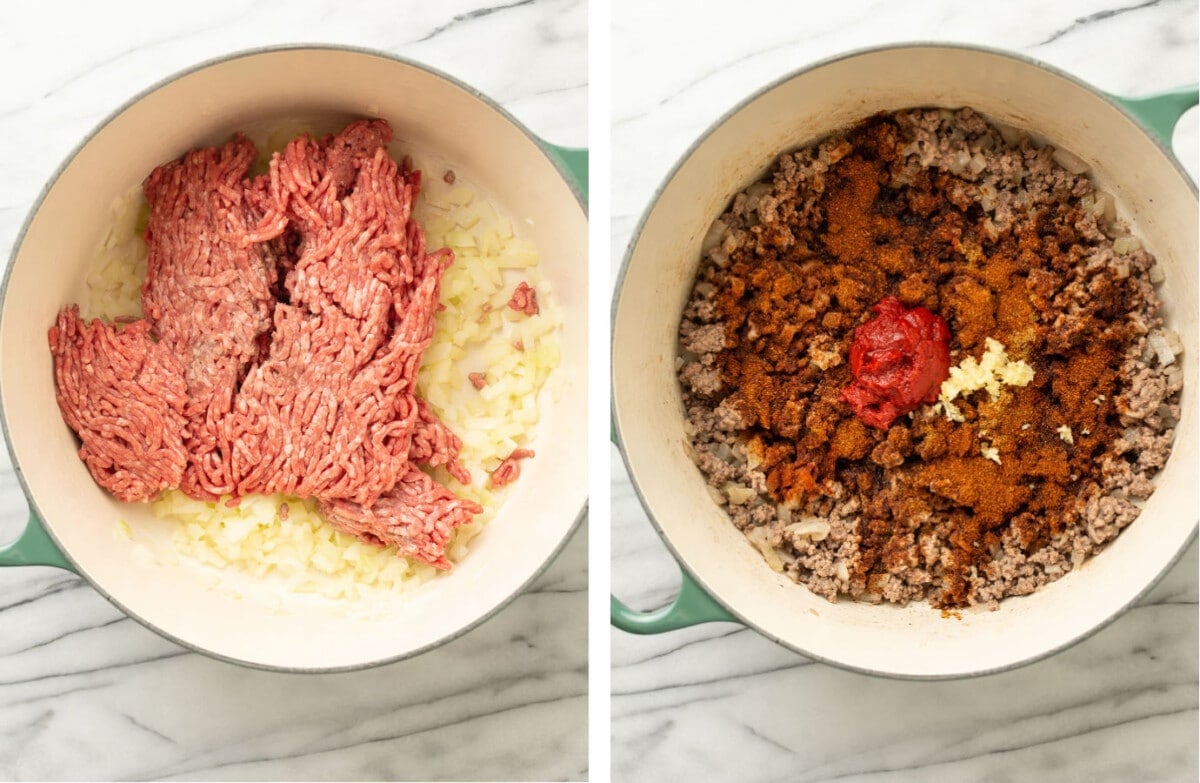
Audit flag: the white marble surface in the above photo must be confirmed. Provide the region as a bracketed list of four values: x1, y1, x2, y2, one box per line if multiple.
[0, 1, 586, 780]
[611, 1, 1198, 781]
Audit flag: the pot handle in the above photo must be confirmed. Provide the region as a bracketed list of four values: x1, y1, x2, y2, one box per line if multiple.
[0, 511, 74, 570]
[1111, 86, 1198, 146]
[611, 566, 738, 633]
[540, 143, 589, 205]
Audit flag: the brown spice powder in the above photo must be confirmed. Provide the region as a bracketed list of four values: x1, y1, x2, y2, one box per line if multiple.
[712, 114, 1129, 607]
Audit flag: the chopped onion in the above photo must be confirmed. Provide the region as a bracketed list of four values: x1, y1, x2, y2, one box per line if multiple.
[776, 505, 793, 525]
[786, 518, 831, 541]
[746, 527, 783, 572]
[1163, 328, 1184, 356]
[835, 561, 850, 582]
[1112, 236, 1142, 255]
[1112, 259, 1130, 279]
[1149, 264, 1165, 284]
[710, 249, 730, 268]
[996, 122, 1025, 146]
[979, 182, 997, 201]
[724, 483, 756, 505]
[745, 182, 772, 213]
[1147, 330, 1176, 366]
[1051, 146, 1090, 175]
[710, 442, 736, 464]
[948, 148, 971, 175]
[1091, 191, 1116, 223]
[701, 218, 727, 254]
[967, 153, 987, 176]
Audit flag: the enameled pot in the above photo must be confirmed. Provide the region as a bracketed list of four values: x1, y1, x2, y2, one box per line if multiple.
[611, 44, 1197, 679]
[0, 45, 588, 671]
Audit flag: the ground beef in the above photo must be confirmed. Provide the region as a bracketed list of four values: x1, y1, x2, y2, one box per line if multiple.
[48, 308, 188, 502]
[680, 108, 1181, 609]
[50, 120, 481, 568]
[319, 468, 482, 569]
[141, 134, 284, 499]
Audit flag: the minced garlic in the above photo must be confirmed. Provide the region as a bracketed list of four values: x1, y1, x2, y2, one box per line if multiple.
[1056, 425, 1074, 444]
[937, 337, 1034, 421]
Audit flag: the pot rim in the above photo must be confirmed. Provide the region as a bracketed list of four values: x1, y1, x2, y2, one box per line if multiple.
[0, 42, 588, 673]
[610, 40, 1198, 680]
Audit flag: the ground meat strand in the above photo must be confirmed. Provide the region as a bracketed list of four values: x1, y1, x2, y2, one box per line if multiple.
[508, 282, 539, 316]
[490, 448, 535, 488]
[319, 468, 483, 570]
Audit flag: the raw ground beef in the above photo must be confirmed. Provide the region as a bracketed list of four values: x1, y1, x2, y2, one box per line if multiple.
[49, 308, 188, 503]
[679, 108, 1183, 609]
[50, 120, 481, 568]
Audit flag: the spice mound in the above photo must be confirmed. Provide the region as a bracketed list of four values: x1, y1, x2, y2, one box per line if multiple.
[841, 296, 951, 429]
[678, 108, 1182, 610]
[50, 120, 481, 570]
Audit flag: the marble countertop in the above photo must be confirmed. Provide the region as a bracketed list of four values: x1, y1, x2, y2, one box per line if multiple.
[0, 1, 586, 780]
[610, 1, 1198, 781]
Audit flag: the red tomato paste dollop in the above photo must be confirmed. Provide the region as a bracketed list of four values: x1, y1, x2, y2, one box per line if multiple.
[839, 296, 951, 429]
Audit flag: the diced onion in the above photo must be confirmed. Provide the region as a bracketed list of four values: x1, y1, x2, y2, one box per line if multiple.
[1112, 236, 1142, 255]
[1148, 331, 1176, 367]
[724, 483, 756, 505]
[1051, 146, 1090, 175]
[701, 218, 727, 254]
[786, 518, 831, 541]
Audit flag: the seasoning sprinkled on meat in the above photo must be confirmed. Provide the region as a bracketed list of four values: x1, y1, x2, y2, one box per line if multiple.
[679, 107, 1181, 610]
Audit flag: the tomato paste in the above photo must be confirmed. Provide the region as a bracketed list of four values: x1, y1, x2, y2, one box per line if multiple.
[840, 296, 951, 429]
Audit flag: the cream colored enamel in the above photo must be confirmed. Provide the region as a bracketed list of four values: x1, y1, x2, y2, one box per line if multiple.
[0, 49, 586, 670]
[613, 46, 1197, 677]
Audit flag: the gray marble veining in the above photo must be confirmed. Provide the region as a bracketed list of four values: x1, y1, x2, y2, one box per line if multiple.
[0, 1, 586, 780]
[611, 1, 1198, 781]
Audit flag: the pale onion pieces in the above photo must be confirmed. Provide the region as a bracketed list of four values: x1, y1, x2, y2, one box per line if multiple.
[1051, 146, 1090, 175]
[701, 218, 728, 254]
[1091, 191, 1116, 223]
[1113, 236, 1143, 255]
[85, 187, 149, 321]
[1148, 330, 1181, 367]
[158, 493, 434, 599]
[724, 483, 756, 505]
[746, 527, 784, 572]
[786, 518, 831, 541]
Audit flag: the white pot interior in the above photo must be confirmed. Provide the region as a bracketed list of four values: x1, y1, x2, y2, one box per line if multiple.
[613, 46, 1197, 678]
[0, 48, 587, 670]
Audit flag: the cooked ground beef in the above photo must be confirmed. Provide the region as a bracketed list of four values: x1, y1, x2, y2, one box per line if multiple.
[679, 108, 1182, 609]
[50, 120, 481, 569]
